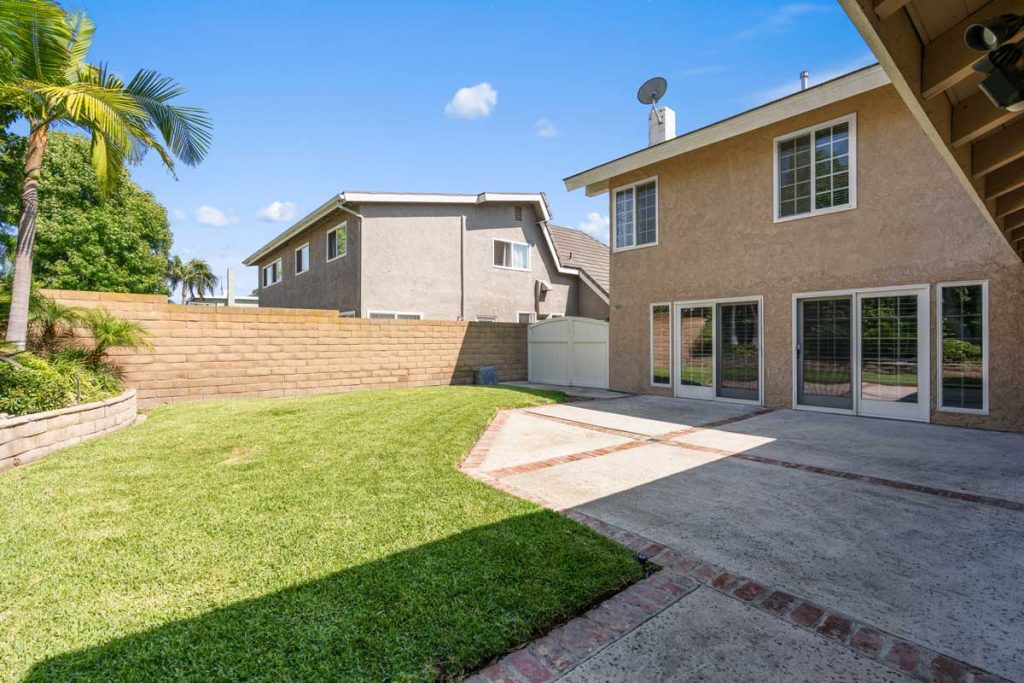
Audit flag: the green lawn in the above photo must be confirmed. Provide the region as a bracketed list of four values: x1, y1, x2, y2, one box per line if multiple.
[0, 386, 643, 682]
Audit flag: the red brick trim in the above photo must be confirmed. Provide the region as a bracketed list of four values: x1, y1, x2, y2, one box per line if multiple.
[563, 510, 1013, 683]
[501, 407, 1024, 514]
[484, 441, 647, 480]
[732, 453, 1024, 512]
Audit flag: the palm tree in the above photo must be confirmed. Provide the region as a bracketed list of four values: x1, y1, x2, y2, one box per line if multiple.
[28, 294, 80, 354]
[0, 2, 212, 349]
[167, 255, 218, 304]
[79, 307, 151, 363]
[183, 258, 218, 303]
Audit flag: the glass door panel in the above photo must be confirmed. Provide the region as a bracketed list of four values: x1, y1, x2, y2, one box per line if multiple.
[798, 297, 853, 410]
[716, 302, 759, 401]
[857, 290, 928, 421]
[676, 305, 714, 399]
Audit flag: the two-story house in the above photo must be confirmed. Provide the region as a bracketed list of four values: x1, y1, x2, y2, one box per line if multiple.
[564, 64, 1024, 432]
[242, 192, 609, 322]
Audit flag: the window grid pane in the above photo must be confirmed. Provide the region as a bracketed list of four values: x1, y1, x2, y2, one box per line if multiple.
[512, 243, 529, 269]
[679, 306, 713, 388]
[615, 189, 634, 248]
[941, 285, 984, 410]
[651, 305, 670, 385]
[779, 134, 812, 217]
[635, 182, 657, 245]
[814, 122, 850, 210]
[860, 295, 918, 403]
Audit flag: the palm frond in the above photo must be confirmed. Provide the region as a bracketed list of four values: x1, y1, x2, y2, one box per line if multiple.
[62, 11, 94, 77]
[126, 69, 212, 167]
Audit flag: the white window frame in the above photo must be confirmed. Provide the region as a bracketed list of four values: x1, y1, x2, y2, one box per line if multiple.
[517, 311, 535, 324]
[790, 283, 931, 422]
[294, 242, 310, 275]
[611, 176, 658, 253]
[650, 302, 672, 388]
[476, 315, 498, 322]
[492, 238, 531, 271]
[773, 113, 857, 224]
[262, 258, 282, 288]
[327, 222, 347, 262]
[367, 310, 422, 320]
[671, 295, 765, 406]
[936, 280, 989, 415]
[339, 310, 357, 318]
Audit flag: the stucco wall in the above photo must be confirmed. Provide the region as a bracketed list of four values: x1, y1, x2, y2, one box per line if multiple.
[257, 212, 361, 313]
[360, 201, 579, 321]
[578, 281, 610, 321]
[602, 85, 1024, 432]
[43, 290, 528, 408]
[0, 389, 137, 472]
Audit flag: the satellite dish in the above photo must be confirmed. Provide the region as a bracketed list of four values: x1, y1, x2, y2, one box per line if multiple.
[637, 76, 668, 105]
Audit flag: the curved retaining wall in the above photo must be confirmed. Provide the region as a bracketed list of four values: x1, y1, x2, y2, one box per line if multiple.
[0, 389, 137, 472]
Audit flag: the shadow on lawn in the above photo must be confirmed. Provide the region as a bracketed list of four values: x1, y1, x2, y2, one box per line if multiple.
[23, 511, 638, 682]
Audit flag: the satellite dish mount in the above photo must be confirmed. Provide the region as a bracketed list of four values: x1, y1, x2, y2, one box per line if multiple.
[637, 76, 669, 123]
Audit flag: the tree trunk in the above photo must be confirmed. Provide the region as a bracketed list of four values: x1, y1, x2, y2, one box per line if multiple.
[5, 124, 48, 350]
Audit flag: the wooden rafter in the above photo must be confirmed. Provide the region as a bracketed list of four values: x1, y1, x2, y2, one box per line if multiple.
[973, 118, 1024, 177]
[985, 158, 1024, 199]
[996, 186, 1024, 216]
[952, 92, 1021, 148]
[874, 0, 911, 20]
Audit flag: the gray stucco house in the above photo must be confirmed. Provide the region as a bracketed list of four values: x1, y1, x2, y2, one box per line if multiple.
[243, 192, 609, 322]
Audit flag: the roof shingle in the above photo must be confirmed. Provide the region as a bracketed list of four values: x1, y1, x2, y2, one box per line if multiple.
[547, 225, 610, 294]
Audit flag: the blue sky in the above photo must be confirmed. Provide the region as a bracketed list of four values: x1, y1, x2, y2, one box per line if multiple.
[72, 1, 873, 294]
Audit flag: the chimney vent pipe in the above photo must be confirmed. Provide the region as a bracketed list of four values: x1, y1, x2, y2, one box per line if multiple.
[800, 71, 810, 91]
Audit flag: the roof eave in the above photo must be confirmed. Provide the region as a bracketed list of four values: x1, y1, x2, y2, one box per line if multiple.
[564, 64, 890, 197]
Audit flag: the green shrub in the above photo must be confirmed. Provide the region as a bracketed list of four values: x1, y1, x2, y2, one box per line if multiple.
[0, 351, 123, 417]
[943, 338, 982, 363]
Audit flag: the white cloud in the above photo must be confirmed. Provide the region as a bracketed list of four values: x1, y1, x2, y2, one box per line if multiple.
[444, 82, 498, 119]
[578, 212, 610, 243]
[256, 200, 299, 223]
[533, 118, 557, 138]
[745, 52, 877, 105]
[731, 4, 831, 42]
[194, 205, 239, 228]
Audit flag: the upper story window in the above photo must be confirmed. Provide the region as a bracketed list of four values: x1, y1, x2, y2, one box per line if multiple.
[613, 178, 657, 251]
[295, 243, 309, 275]
[262, 258, 282, 287]
[775, 114, 856, 222]
[493, 238, 530, 271]
[327, 222, 347, 261]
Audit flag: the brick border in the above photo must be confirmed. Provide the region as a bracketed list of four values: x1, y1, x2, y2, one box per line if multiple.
[510, 406, 1024, 514]
[460, 407, 1015, 683]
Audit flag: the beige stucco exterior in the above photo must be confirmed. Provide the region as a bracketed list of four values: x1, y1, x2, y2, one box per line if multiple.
[254, 199, 606, 322]
[601, 84, 1024, 432]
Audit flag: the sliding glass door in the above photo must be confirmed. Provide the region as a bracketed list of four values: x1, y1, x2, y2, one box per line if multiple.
[857, 289, 929, 421]
[674, 299, 761, 403]
[717, 302, 760, 401]
[797, 297, 853, 410]
[794, 287, 929, 421]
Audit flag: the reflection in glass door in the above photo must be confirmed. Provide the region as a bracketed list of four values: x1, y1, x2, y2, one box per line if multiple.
[797, 297, 853, 410]
[717, 302, 760, 401]
[858, 292, 927, 420]
[676, 305, 714, 399]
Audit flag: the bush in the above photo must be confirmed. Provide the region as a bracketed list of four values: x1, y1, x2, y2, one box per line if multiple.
[0, 351, 123, 417]
[943, 338, 982, 363]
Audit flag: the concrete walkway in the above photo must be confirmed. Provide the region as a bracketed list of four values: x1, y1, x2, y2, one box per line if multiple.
[462, 396, 1024, 682]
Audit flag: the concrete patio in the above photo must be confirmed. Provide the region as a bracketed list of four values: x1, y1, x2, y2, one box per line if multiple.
[466, 395, 1024, 682]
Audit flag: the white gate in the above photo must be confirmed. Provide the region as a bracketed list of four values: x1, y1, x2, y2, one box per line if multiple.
[528, 317, 609, 389]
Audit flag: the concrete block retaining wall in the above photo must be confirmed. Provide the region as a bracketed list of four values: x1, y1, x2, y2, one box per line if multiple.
[0, 389, 137, 472]
[41, 290, 529, 407]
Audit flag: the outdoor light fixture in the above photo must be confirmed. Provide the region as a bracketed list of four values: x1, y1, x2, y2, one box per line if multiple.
[965, 14, 1024, 112]
[965, 14, 1024, 52]
[974, 43, 1024, 111]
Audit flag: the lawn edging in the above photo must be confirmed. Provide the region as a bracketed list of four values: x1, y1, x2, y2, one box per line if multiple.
[0, 389, 137, 472]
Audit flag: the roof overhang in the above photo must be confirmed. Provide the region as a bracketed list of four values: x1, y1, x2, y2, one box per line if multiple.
[243, 191, 552, 266]
[564, 65, 890, 197]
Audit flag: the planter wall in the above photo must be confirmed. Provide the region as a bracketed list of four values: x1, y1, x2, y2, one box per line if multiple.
[0, 389, 137, 472]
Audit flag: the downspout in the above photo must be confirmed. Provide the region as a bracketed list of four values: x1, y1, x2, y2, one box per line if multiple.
[459, 214, 466, 320]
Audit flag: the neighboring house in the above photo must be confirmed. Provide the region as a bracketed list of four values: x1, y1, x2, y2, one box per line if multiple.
[564, 64, 1024, 432]
[242, 192, 609, 322]
[184, 268, 259, 308]
[547, 225, 610, 320]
